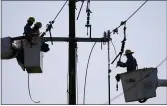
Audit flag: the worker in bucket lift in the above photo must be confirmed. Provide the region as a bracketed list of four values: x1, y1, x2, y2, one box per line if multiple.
[115, 49, 147, 103]
[28, 22, 42, 46]
[32, 22, 49, 52]
[117, 49, 138, 72]
[24, 17, 35, 43]
[115, 49, 138, 82]
[24, 17, 35, 35]
[31, 22, 42, 36]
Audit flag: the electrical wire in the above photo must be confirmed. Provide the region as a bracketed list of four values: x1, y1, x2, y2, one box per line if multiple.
[53, 0, 68, 22]
[104, 57, 167, 104]
[28, 74, 40, 103]
[83, 42, 97, 104]
[156, 57, 167, 68]
[76, 0, 85, 20]
[111, 0, 148, 33]
[126, 0, 148, 22]
[111, 41, 117, 56]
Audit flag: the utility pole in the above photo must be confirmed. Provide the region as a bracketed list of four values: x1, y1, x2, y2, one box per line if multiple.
[68, 0, 77, 104]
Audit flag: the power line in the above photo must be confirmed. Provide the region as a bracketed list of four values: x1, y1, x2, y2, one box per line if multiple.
[111, 0, 148, 34]
[83, 42, 97, 104]
[156, 57, 167, 68]
[53, 0, 68, 22]
[76, 0, 85, 20]
[126, 0, 148, 22]
[104, 57, 167, 104]
[40, 0, 68, 40]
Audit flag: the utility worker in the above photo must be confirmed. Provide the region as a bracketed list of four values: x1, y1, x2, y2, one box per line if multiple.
[115, 49, 138, 82]
[24, 17, 35, 44]
[28, 22, 42, 46]
[31, 22, 49, 52]
[115, 49, 147, 103]
[24, 17, 35, 36]
[31, 22, 42, 36]
[117, 49, 138, 72]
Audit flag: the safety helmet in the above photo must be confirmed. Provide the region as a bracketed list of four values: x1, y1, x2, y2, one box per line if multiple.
[35, 22, 42, 28]
[124, 49, 134, 55]
[28, 17, 35, 23]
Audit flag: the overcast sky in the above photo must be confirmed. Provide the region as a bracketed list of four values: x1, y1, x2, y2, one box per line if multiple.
[1, 1, 167, 104]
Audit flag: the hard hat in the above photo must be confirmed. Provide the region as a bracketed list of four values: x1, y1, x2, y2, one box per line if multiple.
[28, 17, 35, 23]
[35, 22, 42, 28]
[124, 49, 134, 55]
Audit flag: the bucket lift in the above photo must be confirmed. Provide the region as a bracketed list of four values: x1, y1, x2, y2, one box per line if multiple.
[119, 67, 167, 103]
[1, 37, 17, 59]
[1, 36, 43, 73]
[22, 37, 43, 73]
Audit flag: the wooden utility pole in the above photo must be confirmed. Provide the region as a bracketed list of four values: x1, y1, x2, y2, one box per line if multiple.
[68, 0, 77, 104]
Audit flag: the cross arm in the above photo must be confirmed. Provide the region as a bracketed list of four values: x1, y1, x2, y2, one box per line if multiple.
[10, 36, 111, 42]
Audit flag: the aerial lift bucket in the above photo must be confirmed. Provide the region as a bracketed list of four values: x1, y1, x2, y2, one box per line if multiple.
[22, 36, 43, 73]
[1, 37, 17, 59]
[120, 68, 158, 103]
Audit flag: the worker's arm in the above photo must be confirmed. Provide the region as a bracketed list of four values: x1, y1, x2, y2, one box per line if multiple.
[117, 61, 127, 67]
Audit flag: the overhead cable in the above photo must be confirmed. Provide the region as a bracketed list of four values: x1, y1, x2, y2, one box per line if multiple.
[83, 42, 97, 104]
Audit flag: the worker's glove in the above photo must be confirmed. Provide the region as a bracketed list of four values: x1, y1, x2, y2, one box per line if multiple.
[117, 61, 123, 67]
[115, 74, 121, 82]
[41, 42, 50, 52]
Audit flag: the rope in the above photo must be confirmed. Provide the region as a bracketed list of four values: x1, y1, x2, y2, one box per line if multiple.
[83, 42, 97, 104]
[104, 57, 167, 104]
[28, 74, 40, 103]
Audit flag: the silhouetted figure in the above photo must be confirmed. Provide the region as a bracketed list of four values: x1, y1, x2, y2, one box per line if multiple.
[115, 49, 147, 103]
[117, 49, 138, 72]
[24, 17, 35, 43]
[31, 22, 42, 36]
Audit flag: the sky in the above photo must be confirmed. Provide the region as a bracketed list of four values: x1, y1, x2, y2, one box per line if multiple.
[1, 1, 167, 104]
